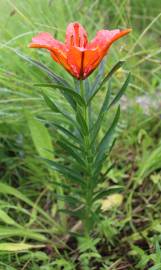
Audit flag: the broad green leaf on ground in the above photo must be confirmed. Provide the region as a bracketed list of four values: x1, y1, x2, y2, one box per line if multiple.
[26, 113, 53, 160]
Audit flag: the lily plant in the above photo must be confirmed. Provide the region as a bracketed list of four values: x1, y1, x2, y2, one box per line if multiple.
[28, 22, 131, 238]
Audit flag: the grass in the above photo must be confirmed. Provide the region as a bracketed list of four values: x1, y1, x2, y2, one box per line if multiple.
[0, 0, 161, 269]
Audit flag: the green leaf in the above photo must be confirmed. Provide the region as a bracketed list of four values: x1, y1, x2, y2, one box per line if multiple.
[0, 243, 45, 252]
[59, 207, 84, 218]
[42, 92, 60, 113]
[51, 123, 80, 144]
[91, 81, 111, 143]
[76, 107, 89, 136]
[50, 181, 70, 190]
[93, 153, 108, 178]
[42, 93, 76, 125]
[108, 73, 131, 109]
[19, 251, 49, 262]
[89, 60, 105, 98]
[0, 182, 56, 226]
[37, 83, 86, 107]
[57, 140, 85, 168]
[55, 194, 82, 205]
[88, 61, 124, 103]
[149, 264, 161, 270]
[95, 106, 120, 166]
[15, 50, 76, 109]
[0, 227, 46, 241]
[93, 186, 123, 201]
[78, 236, 100, 252]
[92, 73, 130, 144]
[0, 183, 34, 206]
[15, 51, 69, 86]
[58, 134, 81, 151]
[44, 159, 84, 184]
[101, 163, 114, 179]
[26, 113, 53, 160]
[0, 209, 20, 227]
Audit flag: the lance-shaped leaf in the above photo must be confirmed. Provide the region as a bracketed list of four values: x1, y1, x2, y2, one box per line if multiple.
[93, 153, 108, 178]
[91, 74, 130, 144]
[101, 163, 115, 180]
[15, 51, 69, 86]
[108, 73, 131, 109]
[93, 139, 117, 178]
[44, 159, 84, 184]
[50, 180, 70, 190]
[57, 140, 85, 168]
[91, 81, 111, 144]
[52, 123, 80, 144]
[15, 51, 76, 109]
[87, 61, 124, 103]
[42, 93, 76, 126]
[76, 107, 89, 137]
[95, 106, 120, 167]
[37, 83, 86, 108]
[93, 186, 123, 201]
[58, 132, 80, 151]
[59, 206, 85, 219]
[89, 60, 105, 98]
[42, 92, 60, 113]
[55, 194, 83, 206]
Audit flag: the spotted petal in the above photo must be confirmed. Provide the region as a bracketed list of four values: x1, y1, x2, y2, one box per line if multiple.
[65, 22, 88, 48]
[83, 29, 131, 78]
[29, 32, 67, 63]
[87, 29, 131, 51]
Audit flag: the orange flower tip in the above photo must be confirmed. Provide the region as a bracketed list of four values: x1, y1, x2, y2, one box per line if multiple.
[123, 28, 132, 34]
[28, 43, 41, 48]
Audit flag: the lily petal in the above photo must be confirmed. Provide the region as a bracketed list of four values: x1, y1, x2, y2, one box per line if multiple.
[83, 48, 101, 78]
[67, 46, 83, 79]
[29, 32, 74, 75]
[83, 29, 131, 78]
[65, 22, 88, 48]
[87, 29, 131, 51]
[29, 32, 65, 51]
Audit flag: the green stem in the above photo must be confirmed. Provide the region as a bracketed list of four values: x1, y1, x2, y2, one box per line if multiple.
[80, 80, 84, 98]
[79, 80, 94, 236]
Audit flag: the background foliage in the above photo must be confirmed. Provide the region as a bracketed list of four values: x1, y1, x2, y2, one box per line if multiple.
[0, 0, 161, 269]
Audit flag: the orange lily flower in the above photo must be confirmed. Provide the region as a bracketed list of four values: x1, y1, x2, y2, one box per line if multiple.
[29, 22, 131, 80]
